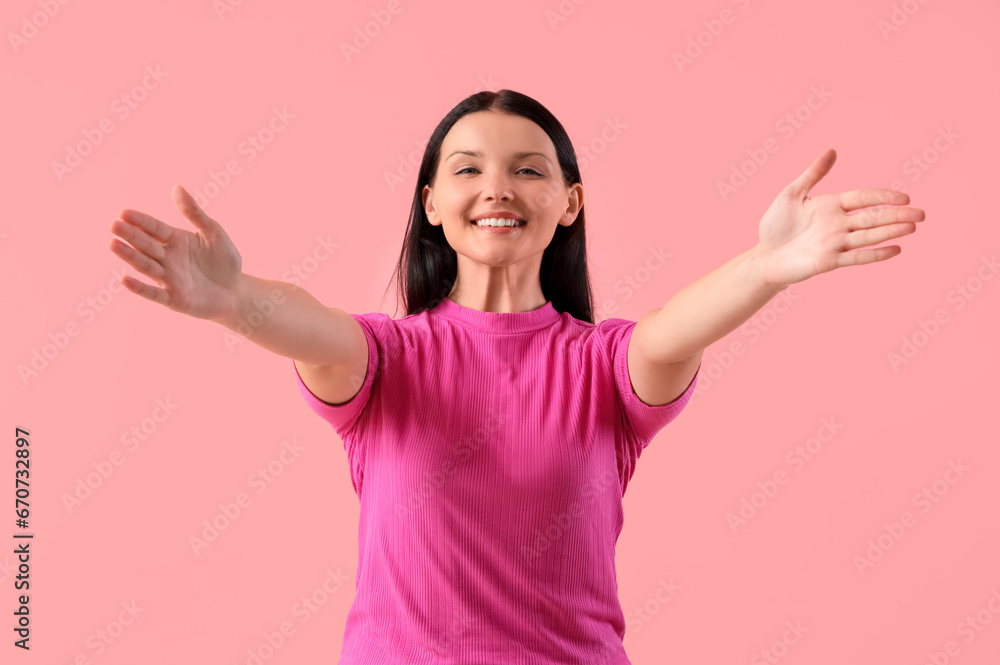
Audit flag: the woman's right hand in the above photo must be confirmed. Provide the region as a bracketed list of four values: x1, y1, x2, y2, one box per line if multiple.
[109, 185, 244, 323]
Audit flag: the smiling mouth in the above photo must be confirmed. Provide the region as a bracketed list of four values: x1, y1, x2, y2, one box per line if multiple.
[470, 218, 527, 227]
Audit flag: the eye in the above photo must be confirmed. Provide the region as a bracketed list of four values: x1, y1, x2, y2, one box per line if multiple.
[455, 167, 543, 176]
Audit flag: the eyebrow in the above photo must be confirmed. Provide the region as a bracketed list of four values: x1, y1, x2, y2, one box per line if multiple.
[445, 149, 551, 164]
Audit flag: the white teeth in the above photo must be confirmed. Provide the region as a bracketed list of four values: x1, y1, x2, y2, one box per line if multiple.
[474, 217, 524, 227]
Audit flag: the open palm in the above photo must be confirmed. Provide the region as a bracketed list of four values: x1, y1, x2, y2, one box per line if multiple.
[755, 149, 926, 287]
[109, 185, 243, 322]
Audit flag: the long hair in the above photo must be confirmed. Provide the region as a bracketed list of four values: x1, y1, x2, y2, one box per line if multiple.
[380, 89, 595, 323]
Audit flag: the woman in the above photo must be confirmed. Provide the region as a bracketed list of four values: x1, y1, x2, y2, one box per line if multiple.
[108, 89, 924, 664]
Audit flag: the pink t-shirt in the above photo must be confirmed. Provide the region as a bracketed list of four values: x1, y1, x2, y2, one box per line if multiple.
[292, 296, 700, 664]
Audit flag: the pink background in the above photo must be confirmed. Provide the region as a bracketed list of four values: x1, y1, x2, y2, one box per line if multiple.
[3, 0, 998, 663]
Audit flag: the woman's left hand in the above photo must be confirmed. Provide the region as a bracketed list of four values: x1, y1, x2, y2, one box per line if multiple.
[753, 148, 926, 287]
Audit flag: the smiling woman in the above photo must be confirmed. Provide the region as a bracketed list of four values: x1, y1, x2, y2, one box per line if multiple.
[287, 89, 701, 664]
[108, 87, 702, 665]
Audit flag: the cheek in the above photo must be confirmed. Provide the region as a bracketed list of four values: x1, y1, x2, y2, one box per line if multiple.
[536, 179, 564, 201]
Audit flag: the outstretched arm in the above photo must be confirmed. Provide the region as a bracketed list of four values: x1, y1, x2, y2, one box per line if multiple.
[627, 149, 926, 405]
[109, 185, 365, 370]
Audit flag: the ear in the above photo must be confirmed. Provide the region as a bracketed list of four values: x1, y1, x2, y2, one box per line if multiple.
[422, 184, 440, 226]
[559, 182, 584, 226]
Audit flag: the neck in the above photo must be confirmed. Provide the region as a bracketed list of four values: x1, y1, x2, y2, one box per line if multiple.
[446, 286, 547, 314]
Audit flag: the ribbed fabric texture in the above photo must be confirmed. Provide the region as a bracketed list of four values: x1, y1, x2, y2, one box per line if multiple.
[292, 296, 700, 664]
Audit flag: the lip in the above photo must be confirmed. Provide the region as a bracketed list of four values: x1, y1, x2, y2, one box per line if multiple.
[472, 223, 523, 234]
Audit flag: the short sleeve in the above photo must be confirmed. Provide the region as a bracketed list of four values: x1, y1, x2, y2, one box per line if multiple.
[604, 318, 700, 445]
[291, 312, 385, 439]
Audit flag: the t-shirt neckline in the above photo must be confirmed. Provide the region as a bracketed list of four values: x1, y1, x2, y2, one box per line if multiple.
[434, 296, 561, 333]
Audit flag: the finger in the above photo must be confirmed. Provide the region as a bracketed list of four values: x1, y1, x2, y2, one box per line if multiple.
[786, 148, 837, 200]
[110, 218, 167, 263]
[119, 208, 174, 243]
[837, 245, 902, 267]
[110, 237, 167, 281]
[838, 188, 910, 212]
[172, 185, 223, 236]
[844, 222, 917, 250]
[846, 206, 926, 230]
[120, 273, 171, 307]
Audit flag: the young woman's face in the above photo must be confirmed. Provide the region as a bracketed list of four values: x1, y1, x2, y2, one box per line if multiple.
[422, 111, 582, 270]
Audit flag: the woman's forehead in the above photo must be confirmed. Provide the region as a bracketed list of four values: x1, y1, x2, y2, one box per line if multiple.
[443, 113, 555, 158]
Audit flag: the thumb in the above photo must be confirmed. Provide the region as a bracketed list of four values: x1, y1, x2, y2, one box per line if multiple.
[785, 148, 837, 201]
[172, 185, 224, 236]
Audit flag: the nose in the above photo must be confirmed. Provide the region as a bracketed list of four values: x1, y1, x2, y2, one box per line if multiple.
[483, 170, 513, 201]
